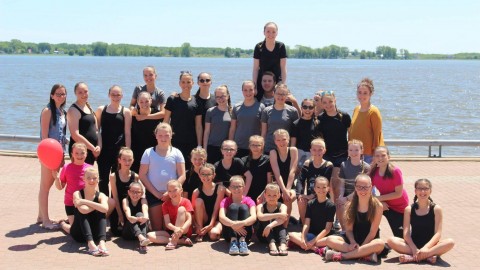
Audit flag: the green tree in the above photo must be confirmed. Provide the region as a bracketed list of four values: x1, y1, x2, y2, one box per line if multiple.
[181, 42, 191, 57]
[92, 42, 108, 56]
[224, 47, 232, 58]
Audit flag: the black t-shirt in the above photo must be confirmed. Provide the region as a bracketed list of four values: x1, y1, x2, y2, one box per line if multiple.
[165, 95, 200, 145]
[291, 118, 321, 152]
[194, 94, 216, 129]
[305, 198, 336, 235]
[214, 158, 247, 188]
[182, 169, 202, 200]
[242, 154, 272, 200]
[315, 110, 351, 157]
[296, 160, 333, 195]
[253, 40, 287, 101]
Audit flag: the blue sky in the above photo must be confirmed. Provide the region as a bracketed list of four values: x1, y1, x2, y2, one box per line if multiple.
[1, 0, 478, 54]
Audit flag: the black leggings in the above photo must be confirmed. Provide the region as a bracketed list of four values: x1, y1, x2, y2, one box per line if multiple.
[256, 222, 287, 244]
[97, 147, 119, 195]
[383, 209, 404, 238]
[70, 210, 107, 243]
[222, 203, 252, 242]
[122, 212, 148, 240]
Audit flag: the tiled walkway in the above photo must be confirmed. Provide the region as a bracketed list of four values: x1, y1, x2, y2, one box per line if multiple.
[0, 155, 477, 269]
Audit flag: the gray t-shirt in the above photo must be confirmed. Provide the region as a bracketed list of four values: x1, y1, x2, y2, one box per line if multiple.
[205, 106, 231, 147]
[140, 146, 185, 192]
[261, 104, 299, 152]
[339, 159, 371, 195]
[231, 101, 265, 150]
[132, 85, 166, 110]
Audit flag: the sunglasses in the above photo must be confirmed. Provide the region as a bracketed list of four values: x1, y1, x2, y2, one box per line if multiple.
[302, 105, 314, 110]
[321, 90, 335, 97]
[199, 79, 211, 83]
[180, 70, 192, 75]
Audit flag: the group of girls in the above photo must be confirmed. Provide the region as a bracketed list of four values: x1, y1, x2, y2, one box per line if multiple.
[37, 21, 453, 261]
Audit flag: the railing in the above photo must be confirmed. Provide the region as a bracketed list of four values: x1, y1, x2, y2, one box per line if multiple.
[1, 134, 479, 158]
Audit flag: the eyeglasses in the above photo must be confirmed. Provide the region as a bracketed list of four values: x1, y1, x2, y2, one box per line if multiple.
[230, 185, 244, 190]
[110, 94, 122, 97]
[222, 148, 236, 152]
[200, 173, 213, 177]
[215, 95, 227, 99]
[130, 190, 143, 195]
[250, 144, 263, 147]
[415, 187, 431, 191]
[321, 90, 335, 97]
[355, 185, 371, 191]
[302, 105, 314, 110]
[275, 92, 288, 96]
[55, 93, 67, 97]
[199, 79, 211, 83]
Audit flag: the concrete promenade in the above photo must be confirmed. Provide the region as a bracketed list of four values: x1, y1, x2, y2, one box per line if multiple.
[0, 155, 478, 269]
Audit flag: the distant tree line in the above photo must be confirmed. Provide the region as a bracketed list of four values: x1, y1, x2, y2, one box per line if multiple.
[1, 39, 479, 60]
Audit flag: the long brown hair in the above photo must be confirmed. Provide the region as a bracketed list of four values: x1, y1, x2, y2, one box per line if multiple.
[370, 146, 395, 179]
[345, 174, 380, 225]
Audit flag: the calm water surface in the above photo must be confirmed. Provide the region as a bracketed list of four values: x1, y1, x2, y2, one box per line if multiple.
[0, 55, 479, 156]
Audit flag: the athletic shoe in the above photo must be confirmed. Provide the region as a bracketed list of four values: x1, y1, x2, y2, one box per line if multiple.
[325, 250, 342, 261]
[314, 246, 329, 257]
[228, 240, 240, 255]
[359, 253, 378, 263]
[238, 240, 249, 255]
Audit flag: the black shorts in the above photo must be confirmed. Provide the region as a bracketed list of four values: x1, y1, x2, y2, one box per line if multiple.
[65, 205, 75, 216]
[146, 190, 164, 208]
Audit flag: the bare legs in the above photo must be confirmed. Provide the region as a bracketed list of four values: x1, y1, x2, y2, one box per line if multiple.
[38, 164, 56, 227]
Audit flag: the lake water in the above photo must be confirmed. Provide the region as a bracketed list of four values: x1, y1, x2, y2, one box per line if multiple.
[0, 55, 479, 156]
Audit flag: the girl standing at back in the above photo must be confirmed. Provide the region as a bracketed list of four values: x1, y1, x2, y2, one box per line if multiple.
[387, 179, 454, 264]
[130, 66, 166, 120]
[69, 167, 109, 256]
[336, 140, 371, 231]
[229, 80, 265, 158]
[95, 85, 132, 195]
[192, 163, 225, 242]
[109, 147, 139, 236]
[324, 174, 385, 262]
[55, 143, 92, 234]
[370, 146, 409, 238]
[291, 98, 321, 168]
[349, 78, 384, 164]
[270, 129, 298, 226]
[253, 22, 287, 101]
[203, 85, 232, 164]
[38, 83, 67, 229]
[183, 148, 207, 200]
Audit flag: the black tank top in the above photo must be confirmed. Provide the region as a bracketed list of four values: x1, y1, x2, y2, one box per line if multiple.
[411, 204, 435, 248]
[275, 148, 291, 186]
[198, 184, 219, 219]
[115, 170, 136, 204]
[127, 197, 143, 216]
[100, 105, 125, 150]
[259, 202, 282, 229]
[353, 211, 380, 244]
[69, 103, 98, 152]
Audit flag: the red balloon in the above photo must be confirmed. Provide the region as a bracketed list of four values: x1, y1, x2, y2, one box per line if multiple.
[37, 138, 64, 170]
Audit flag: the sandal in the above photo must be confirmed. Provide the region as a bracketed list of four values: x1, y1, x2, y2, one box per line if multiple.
[195, 234, 204, 243]
[165, 242, 176, 250]
[88, 249, 102, 257]
[180, 236, 193, 246]
[269, 248, 279, 256]
[140, 238, 152, 247]
[139, 245, 149, 252]
[98, 248, 110, 256]
[42, 223, 60, 230]
[278, 248, 288, 256]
